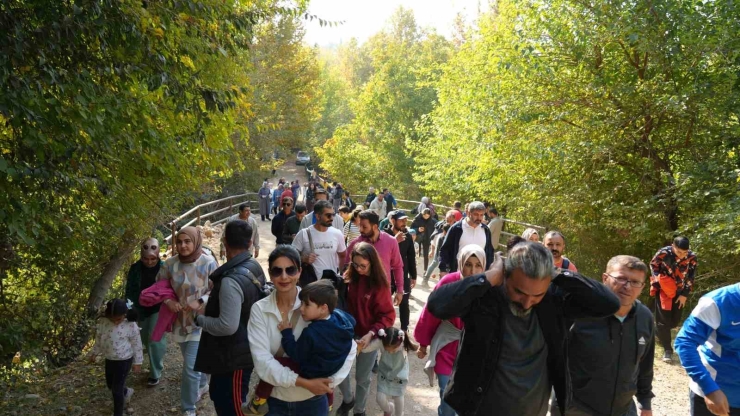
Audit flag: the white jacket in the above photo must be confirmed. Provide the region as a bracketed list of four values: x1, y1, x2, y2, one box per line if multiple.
[369, 197, 387, 219]
[248, 288, 357, 402]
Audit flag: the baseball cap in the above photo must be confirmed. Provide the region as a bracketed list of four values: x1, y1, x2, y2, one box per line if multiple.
[391, 210, 408, 221]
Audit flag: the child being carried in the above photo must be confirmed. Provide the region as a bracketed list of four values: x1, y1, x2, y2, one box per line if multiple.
[247, 280, 356, 413]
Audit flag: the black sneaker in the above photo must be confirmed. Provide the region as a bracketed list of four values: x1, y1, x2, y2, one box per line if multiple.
[147, 377, 160, 387]
[335, 398, 354, 416]
[662, 351, 673, 363]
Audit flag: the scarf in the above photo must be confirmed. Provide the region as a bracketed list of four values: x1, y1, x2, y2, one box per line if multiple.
[176, 226, 203, 264]
[457, 244, 487, 274]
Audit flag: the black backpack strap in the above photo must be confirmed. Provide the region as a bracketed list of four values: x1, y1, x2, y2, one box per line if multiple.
[561, 258, 570, 270]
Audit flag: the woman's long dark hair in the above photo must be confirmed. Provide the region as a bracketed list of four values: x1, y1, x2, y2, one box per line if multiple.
[347, 242, 388, 290]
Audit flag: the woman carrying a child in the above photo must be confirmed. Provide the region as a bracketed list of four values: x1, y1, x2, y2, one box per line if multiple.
[336, 242, 397, 416]
[414, 244, 486, 416]
[248, 245, 357, 415]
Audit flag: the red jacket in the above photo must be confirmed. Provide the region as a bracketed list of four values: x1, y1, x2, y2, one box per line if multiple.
[346, 276, 395, 338]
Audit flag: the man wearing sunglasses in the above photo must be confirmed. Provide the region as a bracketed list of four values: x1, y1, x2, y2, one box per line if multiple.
[293, 200, 347, 279]
[272, 197, 295, 245]
[551, 255, 655, 416]
[299, 189, 345, 231]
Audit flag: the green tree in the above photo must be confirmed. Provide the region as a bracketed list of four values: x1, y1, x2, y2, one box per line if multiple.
[416, 0, 740, 283]
[0, 0, 300, 371]
[318, 7, 453, 196]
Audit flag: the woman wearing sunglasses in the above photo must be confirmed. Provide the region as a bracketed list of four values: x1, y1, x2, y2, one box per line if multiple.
[124, 238, 166, 387]
[336, 242, 397, 416]
[248, 245, 357, 415]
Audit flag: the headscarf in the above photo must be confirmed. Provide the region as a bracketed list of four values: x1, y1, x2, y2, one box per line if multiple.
[457, 244, 487, 277]
[522, 228, 539, 241]
[176, 226, 203, 264]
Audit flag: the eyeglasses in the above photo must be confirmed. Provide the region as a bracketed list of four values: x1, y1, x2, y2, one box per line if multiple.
[269, 266, 300, 278]
[142, 244, 158, 251]
[352, 262, 370, 270]
[606, 273, 645, 289]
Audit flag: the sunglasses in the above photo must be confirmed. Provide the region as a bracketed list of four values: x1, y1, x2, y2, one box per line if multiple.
[269, 266, 300, 278]
[142, 244, 158, 251]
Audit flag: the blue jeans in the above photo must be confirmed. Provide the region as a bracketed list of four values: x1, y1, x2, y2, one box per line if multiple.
[436, 374, 457, 416]
[266, 394, 328, 416]
[424, 257, 440, 281]
[179, 340, 209, 412]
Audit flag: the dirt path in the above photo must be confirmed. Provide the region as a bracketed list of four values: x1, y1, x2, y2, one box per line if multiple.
[2, 162, 690, 415]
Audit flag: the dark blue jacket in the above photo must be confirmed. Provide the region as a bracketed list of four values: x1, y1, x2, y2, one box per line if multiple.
[280, 309, 356, 378]
[439, 220, 494, 272]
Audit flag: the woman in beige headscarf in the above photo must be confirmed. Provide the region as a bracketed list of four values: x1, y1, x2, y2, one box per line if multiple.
[157, 226, 217, 416]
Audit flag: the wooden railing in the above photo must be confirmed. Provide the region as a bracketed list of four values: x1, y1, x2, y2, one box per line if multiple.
[165, 193, 257, 255]
[164, 172, 549, 254]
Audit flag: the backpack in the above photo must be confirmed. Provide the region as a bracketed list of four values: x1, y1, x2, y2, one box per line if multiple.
[561, 258, 570, 270]
[243, 258, 274, 299]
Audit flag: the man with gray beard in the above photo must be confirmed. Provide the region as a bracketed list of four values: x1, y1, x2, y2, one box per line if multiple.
[427, 242, 620, 416]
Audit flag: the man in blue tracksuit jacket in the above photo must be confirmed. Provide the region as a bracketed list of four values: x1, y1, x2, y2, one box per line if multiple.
[675, 282, 740, 416]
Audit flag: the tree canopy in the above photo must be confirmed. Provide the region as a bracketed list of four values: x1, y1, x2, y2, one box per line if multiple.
[313, 2, 740, 288]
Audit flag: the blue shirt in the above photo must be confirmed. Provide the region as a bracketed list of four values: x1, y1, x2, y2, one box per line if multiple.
[675, 283, 740, 407]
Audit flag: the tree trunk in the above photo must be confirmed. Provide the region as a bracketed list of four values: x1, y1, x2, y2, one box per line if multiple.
[85, 238, 138, 319]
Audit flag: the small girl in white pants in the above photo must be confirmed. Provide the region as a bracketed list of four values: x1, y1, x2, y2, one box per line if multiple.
[365, 326, 419, 416]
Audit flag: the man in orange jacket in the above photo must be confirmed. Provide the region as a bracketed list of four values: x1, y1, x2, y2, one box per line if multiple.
[650, 236, 698, 363]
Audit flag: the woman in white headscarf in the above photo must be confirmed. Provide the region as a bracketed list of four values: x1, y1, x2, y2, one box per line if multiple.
[522, 228, 540, 242]
[414, 244, 486, 416]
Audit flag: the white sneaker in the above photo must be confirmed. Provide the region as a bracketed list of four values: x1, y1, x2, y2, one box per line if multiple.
[183, 411, 197, 416]
[124, 387, 134, 403]
[196, 384, 209, 402]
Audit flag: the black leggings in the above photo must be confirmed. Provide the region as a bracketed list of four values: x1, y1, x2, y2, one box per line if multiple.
[105, 358, 133, 416]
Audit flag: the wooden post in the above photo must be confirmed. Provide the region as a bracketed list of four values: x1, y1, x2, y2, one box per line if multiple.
[171, 222, 177, 255]
[197, 207, 201, 226]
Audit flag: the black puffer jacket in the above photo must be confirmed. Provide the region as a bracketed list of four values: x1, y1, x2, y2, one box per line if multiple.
[194, 252, 265, 375]
[427, 269, 620, 416]
[567, 301, 655, 416]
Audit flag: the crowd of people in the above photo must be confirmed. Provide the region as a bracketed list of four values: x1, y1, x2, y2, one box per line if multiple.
[87, 175, 740, 416]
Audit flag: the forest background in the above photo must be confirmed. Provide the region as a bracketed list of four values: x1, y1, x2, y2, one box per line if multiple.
[1, 0, 739, 386]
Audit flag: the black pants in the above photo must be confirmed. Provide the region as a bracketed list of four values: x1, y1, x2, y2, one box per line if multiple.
[105, 358, 133, 416]
[209, 369, 252, 416]
[655, 295, 683, 353]
[420, 240, 430, 272]
[391, 277, 412, 331]
[691, 389, 740, 415]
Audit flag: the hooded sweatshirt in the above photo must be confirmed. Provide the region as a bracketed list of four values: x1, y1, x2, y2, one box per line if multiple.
[279, 309, 356, 379]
